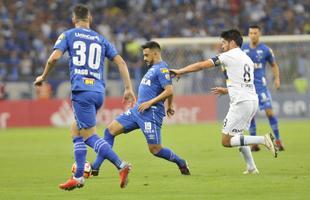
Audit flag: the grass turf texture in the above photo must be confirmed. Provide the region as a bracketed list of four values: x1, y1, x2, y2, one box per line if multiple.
[0, 121, 309, 200]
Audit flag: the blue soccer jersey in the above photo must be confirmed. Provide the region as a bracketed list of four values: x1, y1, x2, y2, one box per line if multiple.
[242, 43, 276, 110]
[115, 61, 172, 144]
[241, 43, 275, 89]
[137, 61, 172, 115]
[54, 28, 118, 93]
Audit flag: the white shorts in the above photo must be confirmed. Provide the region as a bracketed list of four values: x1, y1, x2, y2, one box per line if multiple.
[222, 100, 258, 135]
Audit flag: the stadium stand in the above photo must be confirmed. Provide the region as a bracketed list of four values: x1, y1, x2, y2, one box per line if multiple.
[0, 0, 309, 98]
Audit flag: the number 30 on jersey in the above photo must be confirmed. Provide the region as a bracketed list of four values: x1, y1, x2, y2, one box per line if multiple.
[72, 41, 102, 70]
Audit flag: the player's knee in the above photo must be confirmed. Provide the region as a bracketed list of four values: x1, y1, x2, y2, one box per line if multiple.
[265, 109, 274, 117]
[106, 121, 122, 136]
[221, 136, 232, 148]
[106, 124, 116, 135]
[149, 145, 162, 155]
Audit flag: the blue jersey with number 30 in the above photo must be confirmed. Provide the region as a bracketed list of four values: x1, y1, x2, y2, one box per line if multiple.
[54, 28, 118, 93]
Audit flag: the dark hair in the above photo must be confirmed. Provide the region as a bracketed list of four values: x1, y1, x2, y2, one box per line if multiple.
[141, 41, 161, 51]
[220, 29, 243, 47]
[249, 25, 261, 30]
[73, 4, 90, 20]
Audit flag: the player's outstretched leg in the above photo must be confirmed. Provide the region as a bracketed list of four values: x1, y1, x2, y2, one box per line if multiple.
[119, 162, 132, 188]
[91, 128, 116, 176]
[85, 134, 132, 188]
[228, 133, 278, 157]
[150, 145, 190, 175]
[263, 133, 278, 157]
[59, 177, 85, 191]
[59, 136, 86, 191]
[249, 118, 260, 152]
[267, 115, 284, 151]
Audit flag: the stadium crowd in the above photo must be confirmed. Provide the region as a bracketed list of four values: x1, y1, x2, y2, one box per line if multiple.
[0, 0, 309, 92]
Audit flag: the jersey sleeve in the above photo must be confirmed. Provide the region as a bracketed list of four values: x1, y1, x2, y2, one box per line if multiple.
[103, 40, 118, 61]
[53, 32, 68, 53]
[157, 67, 172, 88]
[210, 56, 221, 67]
[211, 52, 228, 67]
[266, 47, 276, 64]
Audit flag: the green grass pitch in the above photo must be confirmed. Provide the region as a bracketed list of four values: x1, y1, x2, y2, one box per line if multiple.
[0, 121, 309, 200]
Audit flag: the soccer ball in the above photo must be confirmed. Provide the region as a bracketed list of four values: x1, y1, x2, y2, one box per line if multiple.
[71, 161, 92, 178]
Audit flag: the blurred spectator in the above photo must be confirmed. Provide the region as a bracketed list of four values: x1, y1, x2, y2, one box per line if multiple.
[124, 40, 144, 91]
[19, 53, 33, 80]
[294, 75, 309, 94]
[0, 0, 309, 97]
[0, 80, 5, 100]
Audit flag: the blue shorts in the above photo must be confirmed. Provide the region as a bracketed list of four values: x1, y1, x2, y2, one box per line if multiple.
[256, 88, 273, 110]
[71, 91, 104, 129]
[116, 106, 164, 144]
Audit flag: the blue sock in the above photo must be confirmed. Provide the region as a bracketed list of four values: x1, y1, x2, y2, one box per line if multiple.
[249, 118, 256, 136]
[154, 148, 185, 167]
[104, 129, 115, 147]
[268, 116, 280, 140]
[85, 134, 123, 169]
[90, 129, 115, 170]
[73, 136, 87, 178]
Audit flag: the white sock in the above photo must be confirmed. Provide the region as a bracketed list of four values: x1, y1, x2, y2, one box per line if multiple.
[239, 146, 257, 170]
[230, 135, 265, 146]
[73, 176, 85, 183]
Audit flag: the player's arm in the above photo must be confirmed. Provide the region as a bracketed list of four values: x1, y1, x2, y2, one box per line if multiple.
[211, 87, 228, 95]
[112, 55, 136, 107]
[166, 94, 175, 117]
[34, 49, 63, 86]
[270, 62, 280, 90]
[267, 47, 280, 90]
[138, 84, 173, 112]
[170, 59, 215, 78]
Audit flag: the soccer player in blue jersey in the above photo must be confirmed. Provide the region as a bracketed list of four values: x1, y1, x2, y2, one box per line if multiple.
[242, 25, 284, 151]
[34, 4, 136, 190]
[91, 41, 190, 176]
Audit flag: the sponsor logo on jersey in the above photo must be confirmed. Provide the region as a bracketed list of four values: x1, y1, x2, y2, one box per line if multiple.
[55, 33, 65, 45]
[254, 63, 263, 69]
[124, 109, 131, 116]
[160, 68, 169, 73]
[58, 33, 65, 40]
[141, 78, 151, 86]
[148, 134, 155, 140]
[256, 50, 263, 60]
[83, 78, 95, 85]
[75, 33, 100, 41]
[232, 128, 243, 133]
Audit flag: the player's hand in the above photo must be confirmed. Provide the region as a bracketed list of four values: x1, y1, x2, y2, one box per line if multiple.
[166, 107, 175, 117]
[169, 69, 181, 81]
[138, 101, 152, 113]
[274, 78, 280, 90]
[211, 87, 228, 95]
[122, 89, 136, 108]
[34, 75, 45, 86]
